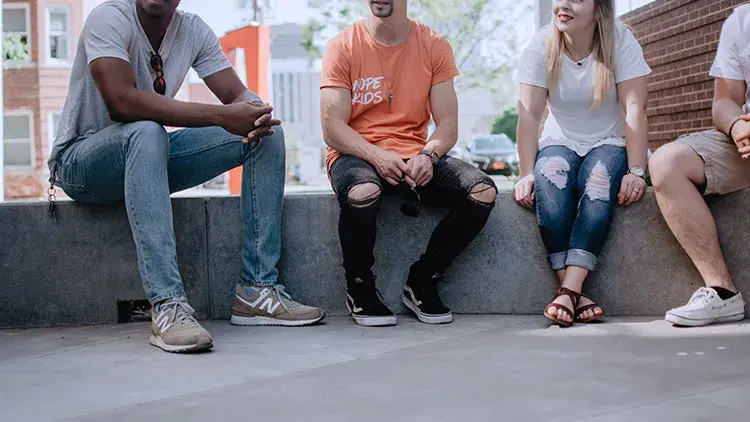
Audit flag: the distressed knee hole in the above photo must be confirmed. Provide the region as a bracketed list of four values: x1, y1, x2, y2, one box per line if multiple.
[470, 182, 496, 204]
[539, 157, 570, 189]
[347, 183, 381, 207]
[584, 162, 611, 201]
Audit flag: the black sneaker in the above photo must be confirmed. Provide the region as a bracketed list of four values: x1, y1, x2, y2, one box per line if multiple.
[402, 273, 453, 324]
[346, 276, 397, 327]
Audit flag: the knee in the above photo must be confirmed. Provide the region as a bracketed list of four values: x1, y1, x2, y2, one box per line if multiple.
[536, 156, 572, 190]
[346, 182, 382, 208]
[469, 181, 497, 205]
[248, 125, 286, 163]
[648, 145, 683, 190]
[124, 121, 169, 156]
[583, 162, 612, 202]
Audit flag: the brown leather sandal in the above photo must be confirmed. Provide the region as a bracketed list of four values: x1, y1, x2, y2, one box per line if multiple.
[544, 287, 581, 327]
[575, 296, 605, 323]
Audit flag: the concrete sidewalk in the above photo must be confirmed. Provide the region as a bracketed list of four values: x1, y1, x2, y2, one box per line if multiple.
[1, 316, 749, 421]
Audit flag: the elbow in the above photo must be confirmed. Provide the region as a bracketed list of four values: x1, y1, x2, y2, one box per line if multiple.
[321, 120, 337, 147]
[105, 92, 137, 123]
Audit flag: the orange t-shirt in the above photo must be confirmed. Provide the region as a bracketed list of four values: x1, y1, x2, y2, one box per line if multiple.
[320, 19, 460, 169]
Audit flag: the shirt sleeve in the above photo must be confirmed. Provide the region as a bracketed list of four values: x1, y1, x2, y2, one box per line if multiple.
[431, 36, 460, 86]
[710, 11, 744, 80]
[517, 29, 548, 89]
[82, 4, 133, 65]
[614, 25, 652, 83]
[191, 18, 232, 79]
[320, 35, 352, 90]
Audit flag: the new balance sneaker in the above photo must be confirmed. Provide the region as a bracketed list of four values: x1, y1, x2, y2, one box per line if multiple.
[346, 276, 397, 327]
[665, 287, 745, 327]
[150, 298, 213, 353]
[402, 273, 453, 324]
[231, 284, 326, 326]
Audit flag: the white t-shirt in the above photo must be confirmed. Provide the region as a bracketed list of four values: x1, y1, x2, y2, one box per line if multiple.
[710, 4, 750, 113]
[48, 0, 233, 169]
[517, 22, 651, 156]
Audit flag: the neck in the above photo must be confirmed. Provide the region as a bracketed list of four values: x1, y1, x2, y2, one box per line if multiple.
[136, 4, 174, 51]
[368, 13, 410, 46]
[563, 25, 596, 61]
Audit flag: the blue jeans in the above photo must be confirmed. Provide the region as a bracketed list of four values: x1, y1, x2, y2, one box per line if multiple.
[534, 144, 627, 272]
[54, 121, 285, 303]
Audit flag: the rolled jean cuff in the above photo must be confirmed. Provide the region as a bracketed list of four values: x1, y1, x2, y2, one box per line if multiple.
[565, 249, 598, 272]
[149, 290, 187, 305]
[548, 252, 568, 271]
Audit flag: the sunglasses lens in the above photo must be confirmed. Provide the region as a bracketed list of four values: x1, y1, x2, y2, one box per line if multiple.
[153, 77, 166, 95]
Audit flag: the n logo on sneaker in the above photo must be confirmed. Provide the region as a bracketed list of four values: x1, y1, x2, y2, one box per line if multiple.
[155, 312, 173, 333]
[239, 288, 282, 314]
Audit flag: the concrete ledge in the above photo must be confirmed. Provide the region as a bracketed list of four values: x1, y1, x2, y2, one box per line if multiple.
[1, 190, 749, 328]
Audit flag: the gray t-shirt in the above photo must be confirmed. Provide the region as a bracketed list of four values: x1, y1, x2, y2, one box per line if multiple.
[48, 0, 231, 169]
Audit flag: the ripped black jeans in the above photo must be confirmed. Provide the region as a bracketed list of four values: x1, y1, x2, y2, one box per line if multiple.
[329, 154, 497, 282]
[534, 145, 627, 272]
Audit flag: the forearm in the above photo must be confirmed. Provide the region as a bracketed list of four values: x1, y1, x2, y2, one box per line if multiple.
[624, 106, 648, 168]
[425, 121, 458, 157]
[232, 89, 263, 104]
[516, 113, 541, 177]
[324, 120, 379, 162]
[114, 89, 227, 128]
[713, 97, 744, 136]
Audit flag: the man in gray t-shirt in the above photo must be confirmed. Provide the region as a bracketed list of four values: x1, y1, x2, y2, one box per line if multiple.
[50, 0, 325, 353]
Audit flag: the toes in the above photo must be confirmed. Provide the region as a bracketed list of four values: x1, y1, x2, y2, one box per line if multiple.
[594, 307, 603, 316]
[548, 306, 558, 316]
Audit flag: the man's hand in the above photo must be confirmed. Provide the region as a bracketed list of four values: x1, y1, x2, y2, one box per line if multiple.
[406, 154, 434, 187]
[219, 102, 281, 142]
[733, 114, 750, 158]
[370, 149, 410, 186]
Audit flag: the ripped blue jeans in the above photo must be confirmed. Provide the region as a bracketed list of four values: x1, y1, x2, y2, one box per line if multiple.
[534, 145, 627, 272]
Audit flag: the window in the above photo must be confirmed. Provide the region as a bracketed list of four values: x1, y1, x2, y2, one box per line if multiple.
[616, 0, 657, 16]
[2, 4, 31, 62]
[47, 6, 71, 62]
[3, 113, 34, 168]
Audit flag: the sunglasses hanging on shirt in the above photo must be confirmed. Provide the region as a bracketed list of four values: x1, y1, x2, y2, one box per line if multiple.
[150, 52, 166, 95]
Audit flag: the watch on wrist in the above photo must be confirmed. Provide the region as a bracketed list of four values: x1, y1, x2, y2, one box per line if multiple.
[628, 166, 645, 178]
[419, 150, 440, 166]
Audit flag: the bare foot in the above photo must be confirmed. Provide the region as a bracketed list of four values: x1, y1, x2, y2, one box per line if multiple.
[546, 294, 575, 325]
[576, 296, 604, 321]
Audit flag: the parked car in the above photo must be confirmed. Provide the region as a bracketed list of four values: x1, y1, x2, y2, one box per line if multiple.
[466, 134, 519, 176]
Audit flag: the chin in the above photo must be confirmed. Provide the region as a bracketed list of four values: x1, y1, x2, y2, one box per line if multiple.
[370, 7, 394, 18]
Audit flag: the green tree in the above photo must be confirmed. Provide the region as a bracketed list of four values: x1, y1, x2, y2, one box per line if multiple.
[302, 0, 531, 92]
[491, 107, 518, 142]
[3, 34, 29, 61]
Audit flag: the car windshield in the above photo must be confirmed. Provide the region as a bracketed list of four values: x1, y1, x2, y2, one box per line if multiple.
[473, 136, 514, 150]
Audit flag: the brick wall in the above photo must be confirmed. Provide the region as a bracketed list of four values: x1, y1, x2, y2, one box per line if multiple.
[621, 0, 750, 150]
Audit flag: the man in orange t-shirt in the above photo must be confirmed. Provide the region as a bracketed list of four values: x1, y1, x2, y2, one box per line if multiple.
[321, 0, 497, 328]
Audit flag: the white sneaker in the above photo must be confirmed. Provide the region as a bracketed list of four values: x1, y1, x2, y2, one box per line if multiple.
[665, 287, 745, 327]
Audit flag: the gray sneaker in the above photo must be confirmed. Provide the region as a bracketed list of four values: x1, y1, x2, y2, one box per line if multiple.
[150, 299, 213, 353]
[231, 284, 326, 326]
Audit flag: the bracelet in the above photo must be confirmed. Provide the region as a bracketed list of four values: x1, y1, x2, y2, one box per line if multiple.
[727, 117, 742, 140]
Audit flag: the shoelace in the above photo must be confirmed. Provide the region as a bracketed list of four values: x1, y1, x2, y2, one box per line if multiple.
[159, 301, 199, 327]
[689, 288, 715, 305]
[270, 284, 294, 312]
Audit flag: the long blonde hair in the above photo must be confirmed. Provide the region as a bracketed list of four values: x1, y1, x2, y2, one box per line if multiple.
[546, 0, 616, 109]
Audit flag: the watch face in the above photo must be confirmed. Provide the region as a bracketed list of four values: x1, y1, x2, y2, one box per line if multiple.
[631, 167, 645, 177]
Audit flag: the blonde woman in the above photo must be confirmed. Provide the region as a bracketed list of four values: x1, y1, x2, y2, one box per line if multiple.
[514, 0, 650, 326]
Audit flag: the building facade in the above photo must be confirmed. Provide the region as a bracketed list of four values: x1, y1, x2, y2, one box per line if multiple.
[3, 0, 92, 199]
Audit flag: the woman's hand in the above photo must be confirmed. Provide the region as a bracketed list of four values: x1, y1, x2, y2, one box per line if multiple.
[618, 173, 646, 206]
[514, 174, 535, 209]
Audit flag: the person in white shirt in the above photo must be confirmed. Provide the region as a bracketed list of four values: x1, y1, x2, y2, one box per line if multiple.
[649, 5, 750, 327]
[514, 0, 650, 326]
